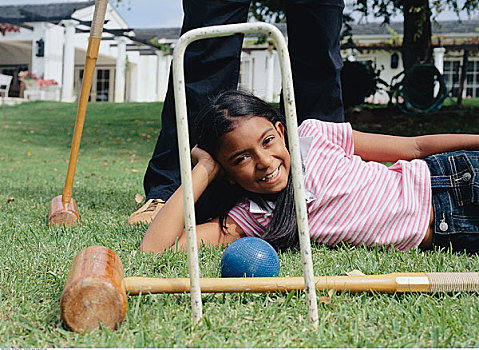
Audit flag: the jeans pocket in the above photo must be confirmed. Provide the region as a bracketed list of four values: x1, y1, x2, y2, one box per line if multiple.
[449, 153, 476, 206]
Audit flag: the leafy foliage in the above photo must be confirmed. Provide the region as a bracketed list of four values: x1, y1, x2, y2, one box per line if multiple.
[250, 0, 286, 22]
[341, 61, 388, 108]
[251, 0, 479, 68]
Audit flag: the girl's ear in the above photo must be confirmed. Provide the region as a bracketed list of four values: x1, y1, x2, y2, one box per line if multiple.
[222, 167, 236, 185]
[274, 121, 285, 140]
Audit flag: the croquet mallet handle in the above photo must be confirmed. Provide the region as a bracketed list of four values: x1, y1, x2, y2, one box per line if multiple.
[62, 0, 108, 205]
[124, 272, 479, 294]
[124, 274, 429, 294]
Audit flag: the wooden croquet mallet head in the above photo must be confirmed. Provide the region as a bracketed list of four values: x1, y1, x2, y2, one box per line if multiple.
[61, 246, 127, 333]
[48, 195, 80, 227]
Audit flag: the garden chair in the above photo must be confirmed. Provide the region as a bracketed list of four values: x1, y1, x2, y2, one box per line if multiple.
[0, 73, 13, 119]
[0, 74, 12, 98]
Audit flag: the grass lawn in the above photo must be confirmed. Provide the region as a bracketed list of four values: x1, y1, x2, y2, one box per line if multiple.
[1, 100, 479, 347]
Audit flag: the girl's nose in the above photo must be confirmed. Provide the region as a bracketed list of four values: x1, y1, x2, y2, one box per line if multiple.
[256, 151, 273, 169]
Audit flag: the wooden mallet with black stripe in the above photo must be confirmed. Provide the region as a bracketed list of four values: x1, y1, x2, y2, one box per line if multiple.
[60, 245, 479, 333]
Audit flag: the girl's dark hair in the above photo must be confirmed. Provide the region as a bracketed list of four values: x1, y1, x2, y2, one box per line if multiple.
[193, 90, 299, 251]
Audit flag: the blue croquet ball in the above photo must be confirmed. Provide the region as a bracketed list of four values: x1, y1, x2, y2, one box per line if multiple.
[221, 237, 280, 278]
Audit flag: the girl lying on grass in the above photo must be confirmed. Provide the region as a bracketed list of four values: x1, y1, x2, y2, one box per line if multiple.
[140, 90, 479, 255]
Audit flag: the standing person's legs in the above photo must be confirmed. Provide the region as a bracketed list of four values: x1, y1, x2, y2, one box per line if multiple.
[285, 0, 345, 123]
[129, 0, 250, 224]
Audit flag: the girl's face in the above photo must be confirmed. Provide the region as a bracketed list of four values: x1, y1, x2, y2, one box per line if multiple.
[216, 117, 291, 194]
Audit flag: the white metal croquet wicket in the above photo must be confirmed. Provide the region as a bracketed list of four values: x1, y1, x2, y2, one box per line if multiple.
[172, 22, 319, 327]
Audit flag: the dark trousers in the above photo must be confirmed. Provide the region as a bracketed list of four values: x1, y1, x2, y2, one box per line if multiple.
[143, 0, 345, 221]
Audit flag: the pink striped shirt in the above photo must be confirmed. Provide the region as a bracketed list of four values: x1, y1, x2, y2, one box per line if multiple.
[228, 119, 432, 251]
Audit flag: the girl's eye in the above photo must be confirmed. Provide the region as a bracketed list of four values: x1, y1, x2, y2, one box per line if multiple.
[233, 154, 249, 165]
[264, 136, 275, 145]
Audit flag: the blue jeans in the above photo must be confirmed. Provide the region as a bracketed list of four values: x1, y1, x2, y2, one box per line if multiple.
[424, 151, 479, 254]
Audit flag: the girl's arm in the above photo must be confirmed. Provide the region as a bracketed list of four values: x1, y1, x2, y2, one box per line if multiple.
[139, 147, 244, 254]
[353, 130, 479, 162]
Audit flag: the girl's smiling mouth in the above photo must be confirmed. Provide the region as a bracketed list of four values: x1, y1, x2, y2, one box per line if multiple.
[260, 165, 281, 183]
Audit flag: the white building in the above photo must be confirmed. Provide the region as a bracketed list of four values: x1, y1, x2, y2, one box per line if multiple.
[0, 1, 477, 104]
[344, 20, 479, 102]
[0, 1, 173, 102]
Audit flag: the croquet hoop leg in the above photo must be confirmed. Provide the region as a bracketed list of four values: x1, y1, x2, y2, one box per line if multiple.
[172, 22, 318, 327]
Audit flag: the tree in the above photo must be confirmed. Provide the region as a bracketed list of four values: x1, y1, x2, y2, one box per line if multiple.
[352, 0, 479, 70]
[402, 0, 432, 70]
[250, 1, 286, 23]
[250, 0, 479, 70]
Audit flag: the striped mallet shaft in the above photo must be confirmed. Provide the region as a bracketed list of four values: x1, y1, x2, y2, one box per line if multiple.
[61, 246, 479, 333]
[125, 272, 479, 295]
[48, 0, 108, 227]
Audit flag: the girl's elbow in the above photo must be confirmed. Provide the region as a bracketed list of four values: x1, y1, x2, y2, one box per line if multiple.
[412, 138, 427, 159]
[139, 229, 158, 253]
[139, 240, 155, 253]
[139, 232, 178, 254]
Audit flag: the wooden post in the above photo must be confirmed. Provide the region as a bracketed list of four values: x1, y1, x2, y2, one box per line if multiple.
[457, 49, 469, 106]
[2, 90, 5, 120]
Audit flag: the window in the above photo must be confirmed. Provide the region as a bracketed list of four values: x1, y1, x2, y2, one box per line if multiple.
[466, 60, 479, 98]
[96, 69, 110, 102]
[443, 59, 479, 98]
[239, 58, 251, 91]
[77, 67, 114, 102]
[443, 60, 461, 97]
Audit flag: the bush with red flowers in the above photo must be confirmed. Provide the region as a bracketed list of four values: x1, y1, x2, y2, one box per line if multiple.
[18, 71, 58, 88]
[0, 23, 20, 36]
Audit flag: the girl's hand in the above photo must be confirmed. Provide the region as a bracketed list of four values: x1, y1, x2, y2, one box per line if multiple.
[191, 145, 223, 180]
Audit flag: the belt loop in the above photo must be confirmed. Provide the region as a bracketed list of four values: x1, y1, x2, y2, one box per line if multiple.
[429, 175, 454, 188]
